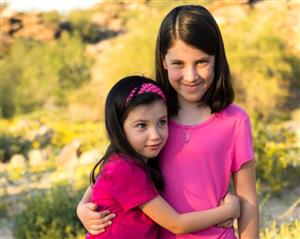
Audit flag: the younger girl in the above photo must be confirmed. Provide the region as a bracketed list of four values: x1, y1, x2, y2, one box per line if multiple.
[85, 75, 240, 239]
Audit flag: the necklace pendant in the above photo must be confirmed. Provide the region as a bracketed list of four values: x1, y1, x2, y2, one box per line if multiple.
[184, 133, 189, 142]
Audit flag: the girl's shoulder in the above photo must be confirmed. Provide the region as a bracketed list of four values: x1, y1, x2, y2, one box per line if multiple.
[104, 153, 141, 174]
[218, 103, 249, 121]
[101, 153, 148, 183]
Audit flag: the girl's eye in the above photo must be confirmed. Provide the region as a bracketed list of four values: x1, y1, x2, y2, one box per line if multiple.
[171, 62, 183, 67]
[197, 61, 208, 66]
[158, 119, 167, 127]
[136, 123, 146, 128]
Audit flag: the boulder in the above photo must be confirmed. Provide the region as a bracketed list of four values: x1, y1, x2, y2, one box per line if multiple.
[78, 149, 101, 166]
[56, 139, 81, 169]
[28, 149, 46, 167]
[10, 154, 26, 168]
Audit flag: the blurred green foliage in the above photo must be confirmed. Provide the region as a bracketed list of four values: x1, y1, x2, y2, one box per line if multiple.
[260, 220, 300, 239]
[253, 117, 300, 192]
[13, 183, 86, 239]
[0, 133, 31, 163]
[0, 115, 108, 163]
[41, 11, 61, 26]
[1, 32, 92, 118]
[222, 5, 300, 119]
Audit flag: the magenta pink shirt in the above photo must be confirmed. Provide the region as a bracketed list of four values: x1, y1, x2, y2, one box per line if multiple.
[86, 153, 159, 239]
[158, 104, 254, 239]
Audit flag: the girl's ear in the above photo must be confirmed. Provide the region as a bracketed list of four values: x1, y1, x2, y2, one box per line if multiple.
[163, 58, 168, 70]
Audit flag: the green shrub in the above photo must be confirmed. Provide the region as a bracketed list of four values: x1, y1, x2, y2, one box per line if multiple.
[253, 117, 300, 192]
[13, 184, 85, 239]
[2, 32, 92, 118]
[0, 134, 31, 163]
[222, 4, 299, 119]
[1, 114, 108, 164]
[260, 220, 300, 239]
[0, 195, 9, 217]
[41, 11, 61, 26]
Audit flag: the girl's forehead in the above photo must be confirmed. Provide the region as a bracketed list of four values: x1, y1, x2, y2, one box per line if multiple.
[166, 40, 211, 58]
[127, 101, 167, 119]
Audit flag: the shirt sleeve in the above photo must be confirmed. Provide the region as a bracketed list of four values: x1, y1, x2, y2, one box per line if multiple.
[101, 159, 158, 211]
[231, 116, 255, 173]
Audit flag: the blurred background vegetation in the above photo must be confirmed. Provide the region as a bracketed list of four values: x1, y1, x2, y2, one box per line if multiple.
[1, 0, 299, 238]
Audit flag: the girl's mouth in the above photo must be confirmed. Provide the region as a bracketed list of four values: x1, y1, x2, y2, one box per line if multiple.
[146, 144, 161, 150]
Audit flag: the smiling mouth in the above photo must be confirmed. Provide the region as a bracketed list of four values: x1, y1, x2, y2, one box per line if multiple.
[147, 144, 161, 150]
[183, 81, 204, 87]
[182, 83, 202, 91]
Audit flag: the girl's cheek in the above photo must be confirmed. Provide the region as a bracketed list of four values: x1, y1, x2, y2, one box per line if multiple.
[200, 68, 214, 82]
[168, 70, 181, 81]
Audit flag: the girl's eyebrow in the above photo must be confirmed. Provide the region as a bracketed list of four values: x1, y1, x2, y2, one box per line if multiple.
[159, 115, 168, 120]
[132, 119, 148, 124]
[131, 115, 167, 124]
[169, 56, 211, 62]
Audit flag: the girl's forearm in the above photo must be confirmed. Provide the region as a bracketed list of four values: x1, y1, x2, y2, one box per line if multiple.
[79, 186, 92, 204]
[140, 196, 236, 235]
[174, 204, 234, 234]
[238, 197, 259, 238]
[233, 160, 259, 238]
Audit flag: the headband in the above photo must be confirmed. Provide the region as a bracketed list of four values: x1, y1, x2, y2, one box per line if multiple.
[126, 83, 166, 103]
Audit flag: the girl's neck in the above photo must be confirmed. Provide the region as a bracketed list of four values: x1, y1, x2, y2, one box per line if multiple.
[174, 104, 212, 125]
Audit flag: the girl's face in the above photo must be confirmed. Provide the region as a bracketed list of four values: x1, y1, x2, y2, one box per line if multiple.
[163, 40, 215, 105]
[123, 100, 168, 160]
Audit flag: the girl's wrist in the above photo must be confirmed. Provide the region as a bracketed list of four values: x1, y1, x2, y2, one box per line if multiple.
[221, 203, 234, 218]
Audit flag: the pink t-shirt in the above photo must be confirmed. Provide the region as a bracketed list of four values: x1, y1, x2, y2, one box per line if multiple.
[158, 104, 254, 239]
[86, 153, 159, 239]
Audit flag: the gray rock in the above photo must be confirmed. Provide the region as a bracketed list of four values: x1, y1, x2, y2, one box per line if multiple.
[56, 139, 81, 169]
[28, 149, 45, 167]
[78, 149, 101, 166]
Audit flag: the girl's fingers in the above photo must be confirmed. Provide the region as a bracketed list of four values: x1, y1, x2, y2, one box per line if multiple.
[86, 213, 115, 231]
[217, 219, 230, 226]
[99, 213, 116, 224]
[217, 219, 234, 228]
[88, 229, 105, 235]
[86, 219, 113, 235]
[99, 210, 111, 218]
[86, 202, 98, 210]
[88, 221, 111, 230]
[88, 210, 112, 220]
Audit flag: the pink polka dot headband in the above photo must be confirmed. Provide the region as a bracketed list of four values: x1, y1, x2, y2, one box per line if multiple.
[126, 83, 166, 103]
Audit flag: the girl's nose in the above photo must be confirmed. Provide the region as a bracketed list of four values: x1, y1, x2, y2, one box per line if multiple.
[184, 66, 198, 83]
[149, 127, 160, 140]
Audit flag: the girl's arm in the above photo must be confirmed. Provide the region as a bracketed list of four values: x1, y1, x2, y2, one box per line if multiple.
[233, 160, 259, 239]
[77, 186, 115, 235]
[139, 193, 240, 234]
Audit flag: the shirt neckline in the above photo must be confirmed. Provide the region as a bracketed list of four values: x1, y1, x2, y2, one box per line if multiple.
[169, 113, 217, 129]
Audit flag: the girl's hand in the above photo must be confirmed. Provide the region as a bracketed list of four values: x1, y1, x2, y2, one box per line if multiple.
[77, 202, 115, 235]
[223, 192, 240, 219]
[217, 218, 234, 228]
[217, 195, 235, 228]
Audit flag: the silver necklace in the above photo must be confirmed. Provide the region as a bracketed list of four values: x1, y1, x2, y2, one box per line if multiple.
[177, 110, 203, 143]
[183, 126, 195, 143]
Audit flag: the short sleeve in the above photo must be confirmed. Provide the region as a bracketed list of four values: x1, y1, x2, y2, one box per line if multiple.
[101, 159, 158, 211]
[231, 116, 254, 173]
